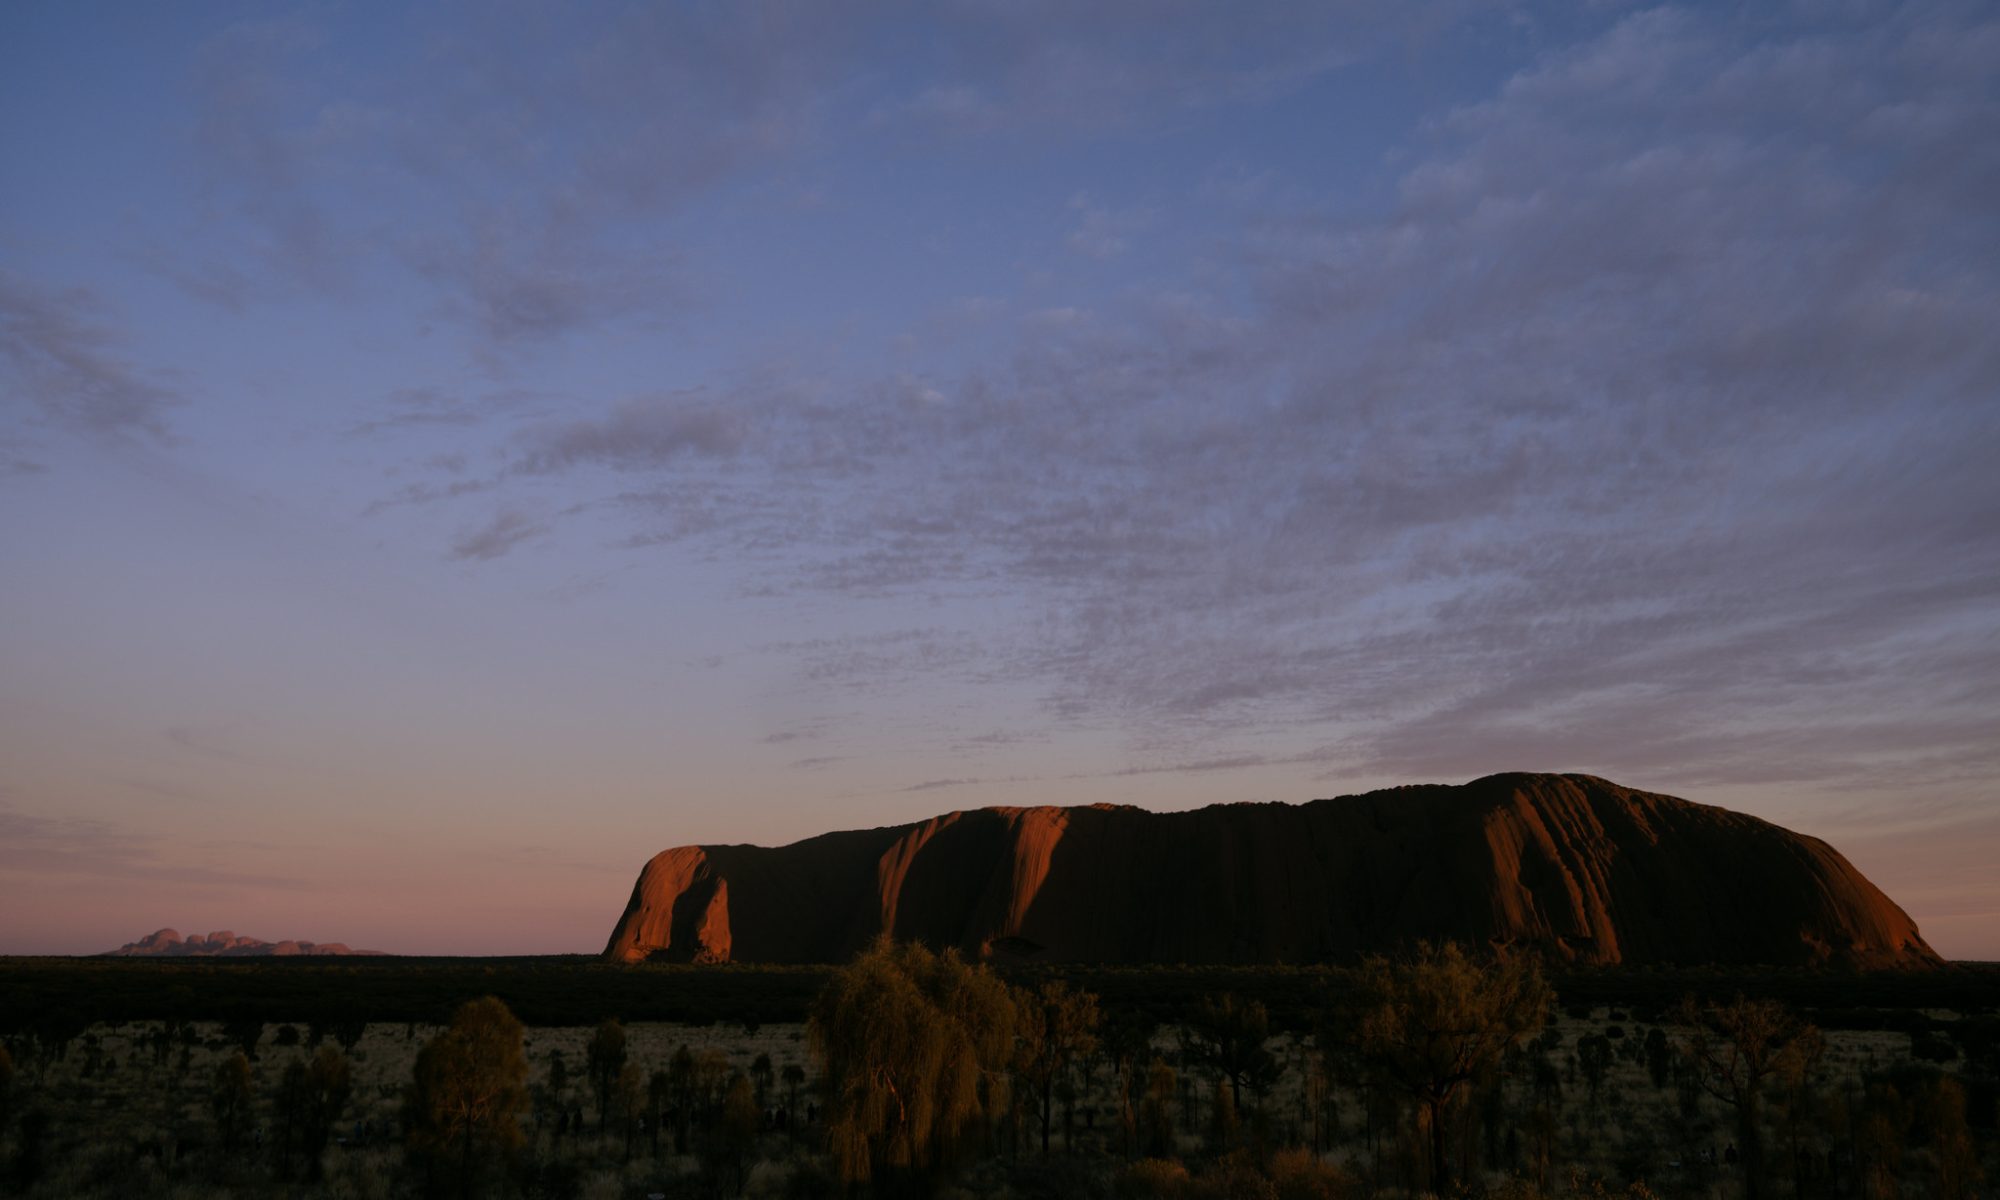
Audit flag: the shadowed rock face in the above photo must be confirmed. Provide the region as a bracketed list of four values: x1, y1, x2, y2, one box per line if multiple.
[602, 773, 1939, 968]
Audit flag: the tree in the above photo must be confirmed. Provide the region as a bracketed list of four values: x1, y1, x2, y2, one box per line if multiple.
[1643, 1027, 1673, 1089]
[780, 1061, 807, 1137]
[647, 1068, 670, 1156]
[211, 1051, 254, 1151]
[808, 935, 1018, 1190]
[1674, 995, 1822, 1200]
[751, 1051, 775, 1110]
[1340, 941, 1551, 1197]
[1014, 979, 1101, 1155]
[1577, 1033, 1613, 1103]
[1102, 1011, 1159, 1159]
[406, 995, 530, 1200]
[668, 1043, 697, 1153]
[1182, 993, 1277, 1117]
[301, 1045, 353, 1177]
[1924, 1075, 1981, 1200]
[1139, 1058, 1178, 1159]
[331, 1018, 368, 1054]
[0, 1043, 13, 1131]
[223, 1018, 264, 1060]
[585, 1018, 627, 1133]
[276, 1057, 311, 1176]
[615, 1064, 644, 1160]
[707, 1073, 760, 1194]
[1205, 1075, 1238, 1151]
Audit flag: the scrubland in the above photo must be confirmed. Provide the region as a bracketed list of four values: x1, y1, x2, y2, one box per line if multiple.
[0, 956, 1994, 1200]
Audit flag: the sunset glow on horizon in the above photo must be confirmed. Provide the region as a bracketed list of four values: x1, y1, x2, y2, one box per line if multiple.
[3, 2, 1996, 960]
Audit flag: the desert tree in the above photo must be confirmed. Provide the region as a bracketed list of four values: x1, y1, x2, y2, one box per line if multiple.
[1577, 1032, 1613, 1105]
[13, 1108, 50, 1191]
[646, 1068, 670, 1156]
[276, 1057, 311, 1176]
[1139, 1058, 1178, 1159]
[1101, 1010, 1159, 1159]
[1339, 940, 1551, 1197]
[585, 1017, 627, 1133]
[1673, 995, 1822, 1200]
[1643, 1027, 1673, 1089]
[780, 1061, 807, 1136]
[668, 1043, 696, 1153]
[1182, 993, 1278, 1117]
[751, 1050, 775, 1109]
[1014, 978, 1101, 1155]
[1205, 1075, 1238, 1151]
[615, 1063, 644, 1160]
[211, 1050, 254, 1151]
[1857, 1078, 1910, 1200]
[223, 1017, 264, 1060]
[331, 1018, 368, 1054]
[406, 995, 530, 1200]
[808, 935, 1018, 1191]
[300, 1045, 352, 1177]
[1922, 1075, 1982, 1200]
[695, 1047, 733, 1114]
[705, 1072, 761, 1194]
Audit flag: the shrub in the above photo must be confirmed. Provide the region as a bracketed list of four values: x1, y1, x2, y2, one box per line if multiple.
[1267, 1147, 1356, 1200]
[1116, 1158, 1192, 1200]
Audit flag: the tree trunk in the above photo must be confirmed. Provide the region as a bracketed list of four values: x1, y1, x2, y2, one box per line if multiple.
[1426, 1096, 1452, 1197]
[1740, 1091, 1764, 1200]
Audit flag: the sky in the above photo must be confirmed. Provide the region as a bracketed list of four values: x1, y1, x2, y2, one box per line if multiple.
[2, 1, 1995, 959]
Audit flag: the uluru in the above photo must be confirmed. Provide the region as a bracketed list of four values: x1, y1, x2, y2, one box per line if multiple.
[603, 773, 1938, 969]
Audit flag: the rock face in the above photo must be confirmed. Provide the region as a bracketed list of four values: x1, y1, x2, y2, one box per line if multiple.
[104, 929, 384, 957]
[603, 774, 1939, 968]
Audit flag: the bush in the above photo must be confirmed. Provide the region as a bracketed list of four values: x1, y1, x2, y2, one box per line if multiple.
[1007, 1156, 1110, 1200]
[1117, 1158, 1193, 1199]
[1911, 1031, 1959, 1063]
[780, 1157, 840, 1200]
[1185, 1153, 1277, 1200]
[1267, 1147, 1356, 1200]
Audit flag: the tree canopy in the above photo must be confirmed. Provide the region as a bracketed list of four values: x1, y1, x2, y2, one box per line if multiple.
[808, 936, 1018, 1188]
[407, 995, 530, 1199]
[1341, 941, 1551, 1195]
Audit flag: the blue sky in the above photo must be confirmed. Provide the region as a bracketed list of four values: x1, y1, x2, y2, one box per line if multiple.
[3, 1, 1996, 957]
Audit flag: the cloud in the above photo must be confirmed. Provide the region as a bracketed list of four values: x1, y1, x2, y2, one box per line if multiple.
[185, 17, 351, 295]
[348, 386, 540, 437]
[450, 509, 546, 561]
[0, 806, 306, 890]
[381, 3, 1999, 797]
[170, 4, 854, 347]
[902, 777, 986, 793]
[516, 392, 747, 474]
[876, 1, 1465, 137]
[395, 213, 683, 345]
[1064, 193, 1151, 260]
[0, 271, 181, 443]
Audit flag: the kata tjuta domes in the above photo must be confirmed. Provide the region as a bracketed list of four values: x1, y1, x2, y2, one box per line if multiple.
[603, 773, 1937, 969]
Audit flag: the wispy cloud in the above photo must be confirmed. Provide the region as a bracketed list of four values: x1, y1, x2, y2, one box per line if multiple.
[437, 2, 2000, 796]
[0, 271, 181, 443]
[0, 806, 307, 890]
[450, 509, 546, 562]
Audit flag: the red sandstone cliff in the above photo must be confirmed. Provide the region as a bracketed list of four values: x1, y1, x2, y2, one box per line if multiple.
[602, 774, 1939, 968]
